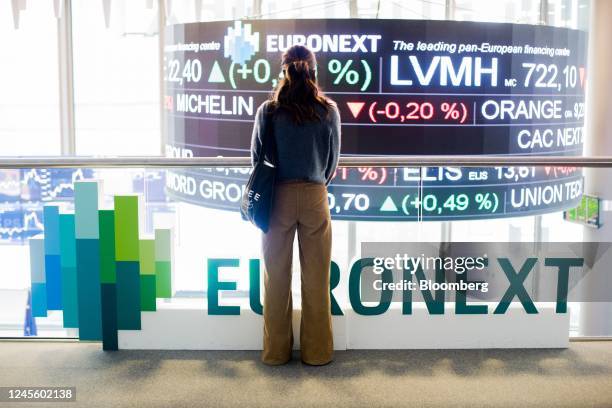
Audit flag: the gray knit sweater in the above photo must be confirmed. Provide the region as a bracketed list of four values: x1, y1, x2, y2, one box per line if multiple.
[250, 100, 341, 186]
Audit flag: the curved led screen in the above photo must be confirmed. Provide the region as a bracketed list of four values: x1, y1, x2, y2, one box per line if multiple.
[163, 19, 587, 221]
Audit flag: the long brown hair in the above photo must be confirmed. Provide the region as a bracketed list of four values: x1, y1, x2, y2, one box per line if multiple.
[271, 45, 331, 124]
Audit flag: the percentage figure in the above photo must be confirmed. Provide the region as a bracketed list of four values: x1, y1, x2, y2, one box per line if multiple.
[329, 59, 359, 85]
[327, 59, 372, 90]
[357, 167, 387, 185]
[441, 102, 459, 119]
[475, 192, 499, 212]
[440, 102, 468, 124]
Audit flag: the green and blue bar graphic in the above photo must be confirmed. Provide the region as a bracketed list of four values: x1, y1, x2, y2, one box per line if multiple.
[28, 181, 173, 350]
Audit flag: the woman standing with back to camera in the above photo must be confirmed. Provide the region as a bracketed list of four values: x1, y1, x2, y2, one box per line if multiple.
[250, 45, 341, 366]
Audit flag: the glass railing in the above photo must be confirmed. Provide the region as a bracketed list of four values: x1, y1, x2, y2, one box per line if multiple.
[1, 156, 610, 347]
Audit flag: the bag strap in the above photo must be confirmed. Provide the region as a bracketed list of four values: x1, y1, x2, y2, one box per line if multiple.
[259, 103, 277, 166]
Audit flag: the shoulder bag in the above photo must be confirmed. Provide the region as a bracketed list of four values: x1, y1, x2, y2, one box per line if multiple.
[240, 104, 277, 232]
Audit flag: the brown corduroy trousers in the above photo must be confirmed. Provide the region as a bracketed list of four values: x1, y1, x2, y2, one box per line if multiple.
[261, 181, 333, 365]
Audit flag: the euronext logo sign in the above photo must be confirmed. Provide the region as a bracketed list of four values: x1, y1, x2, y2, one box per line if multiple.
[224, 21, 259, 65]
[30, 185, 610, 350]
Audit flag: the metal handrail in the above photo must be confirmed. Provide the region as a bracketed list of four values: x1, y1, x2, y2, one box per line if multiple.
[0, 155, 612, 168]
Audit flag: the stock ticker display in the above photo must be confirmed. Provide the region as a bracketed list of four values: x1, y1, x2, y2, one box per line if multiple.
[163, 19, 587, 221]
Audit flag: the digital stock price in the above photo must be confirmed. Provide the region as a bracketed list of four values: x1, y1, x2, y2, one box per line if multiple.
[163, 19, 587, 221]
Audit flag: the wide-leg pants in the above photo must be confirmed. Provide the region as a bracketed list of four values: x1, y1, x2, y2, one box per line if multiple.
[261, 181, 333, 365]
